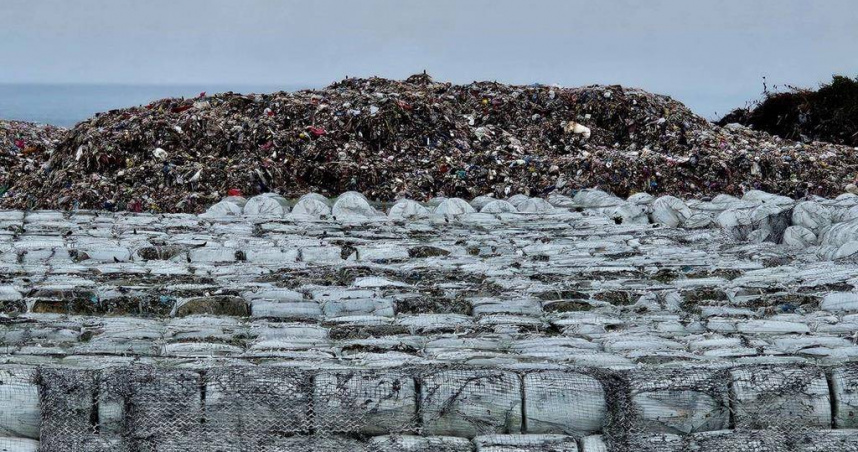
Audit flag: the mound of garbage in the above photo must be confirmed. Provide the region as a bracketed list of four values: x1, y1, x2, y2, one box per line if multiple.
[0, 120, 64, 200]
[2, 74, 857, 212]
[719, 75, 858, 147]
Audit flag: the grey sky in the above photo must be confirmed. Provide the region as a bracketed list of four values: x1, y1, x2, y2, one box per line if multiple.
[2, 0, 857, 117]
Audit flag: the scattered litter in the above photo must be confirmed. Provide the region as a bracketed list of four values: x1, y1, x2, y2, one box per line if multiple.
[2, 75, 857, 213]
[0, 120, 64, 201]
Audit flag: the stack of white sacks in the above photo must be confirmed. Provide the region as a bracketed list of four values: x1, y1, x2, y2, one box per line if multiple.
[203, 189, 858, 260]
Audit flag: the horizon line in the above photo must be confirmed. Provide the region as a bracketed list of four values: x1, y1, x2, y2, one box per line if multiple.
[0, 81, 320, 87]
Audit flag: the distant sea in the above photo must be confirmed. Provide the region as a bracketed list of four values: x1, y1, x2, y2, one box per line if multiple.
[0, 83, 312, 128]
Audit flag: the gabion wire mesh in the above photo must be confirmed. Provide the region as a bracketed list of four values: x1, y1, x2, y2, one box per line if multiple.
[626, 367, 731, 435]
[0, 363, 854, 451]
[0, 366, 40, 441]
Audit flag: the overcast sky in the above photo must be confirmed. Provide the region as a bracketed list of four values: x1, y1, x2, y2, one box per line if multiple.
[2, 0, 857, 117]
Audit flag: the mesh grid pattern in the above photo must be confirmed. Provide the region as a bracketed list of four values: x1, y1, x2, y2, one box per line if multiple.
[0, 363, 853, 451]
[206, 366, 312, 446]
[522, 370, 606, 436]
[830, 366, 858, 429]
[730, 366, 831, 430]
[0, 366, 40, 441]
[472, 434, 581, 451]
[313, 369, 418, 436]
[419, 368, 522, 438]
[627, 367, 730, 434]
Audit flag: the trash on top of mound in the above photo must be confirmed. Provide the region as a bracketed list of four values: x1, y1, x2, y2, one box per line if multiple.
[0, 120, 65, 201]
[719, 75, 858, 148]
[2, 74, 857, 212]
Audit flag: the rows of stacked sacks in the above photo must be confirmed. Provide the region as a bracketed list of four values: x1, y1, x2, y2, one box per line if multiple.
[207, 189, 858, 260]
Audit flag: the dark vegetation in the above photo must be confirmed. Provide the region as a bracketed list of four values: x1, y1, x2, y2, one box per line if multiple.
[719, 75, 858, 147]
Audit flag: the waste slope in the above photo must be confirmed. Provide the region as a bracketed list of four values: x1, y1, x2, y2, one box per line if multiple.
[2, 74, 857, 212]
[0, 120, 65, 200]
[719, 75, 858, 147]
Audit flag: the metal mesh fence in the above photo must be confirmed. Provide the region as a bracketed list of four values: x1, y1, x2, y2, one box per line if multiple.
[0, 363, 855, 451]
[0, 366, 40, 442]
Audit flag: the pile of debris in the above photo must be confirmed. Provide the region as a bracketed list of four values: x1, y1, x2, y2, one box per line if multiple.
[719, 75, 858, 147]
[2, 74, 857, 213]
[0, 120, 64, 201]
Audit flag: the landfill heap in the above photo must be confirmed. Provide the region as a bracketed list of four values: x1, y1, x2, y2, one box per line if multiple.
[719, 75, 858, 148]
[0, 120, 64, 199]
[2, 74, 858, 213]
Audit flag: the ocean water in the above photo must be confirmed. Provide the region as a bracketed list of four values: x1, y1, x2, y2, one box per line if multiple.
[0, 83, 311, 128]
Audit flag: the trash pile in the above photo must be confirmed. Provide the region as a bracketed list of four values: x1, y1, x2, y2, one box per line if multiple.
[719, 75, 858, 147]
[2, 74, 857, 213]
[0, 120, 64, 200]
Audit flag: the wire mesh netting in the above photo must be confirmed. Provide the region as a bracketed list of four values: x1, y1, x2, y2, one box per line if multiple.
[0, 366, 40, 440]
[0, 363, 855, 451]
[626, 367, 731, 435]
